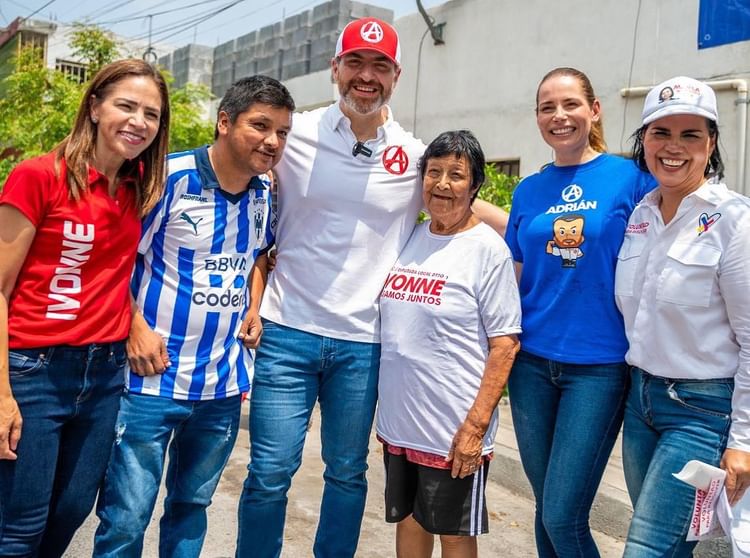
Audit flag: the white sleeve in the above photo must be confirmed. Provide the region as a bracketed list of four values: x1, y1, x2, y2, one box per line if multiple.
[477, 249, 522, 338]
[721, 213, 750, 451]
[138, 180, 175, 255]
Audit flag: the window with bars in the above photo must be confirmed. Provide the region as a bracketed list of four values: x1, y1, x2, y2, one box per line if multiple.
[488, 159, 520, 177]
[56, 59, 88, 84]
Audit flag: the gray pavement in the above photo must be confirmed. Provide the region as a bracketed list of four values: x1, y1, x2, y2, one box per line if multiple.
[66, 401, 625, 557]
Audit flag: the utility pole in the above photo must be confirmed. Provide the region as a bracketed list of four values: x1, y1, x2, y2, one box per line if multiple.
[143, 14, 157, 63]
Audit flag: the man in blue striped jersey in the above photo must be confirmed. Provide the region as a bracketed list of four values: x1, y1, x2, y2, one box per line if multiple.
[92, 76, 294, 558]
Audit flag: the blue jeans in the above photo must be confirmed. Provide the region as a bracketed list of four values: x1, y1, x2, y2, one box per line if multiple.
[0, 343, 126, 558]
[622, 367, 733, 557]
[93, 391, 241, 558]
[236, 320, 380, 558]
[507, 350, 628, 558]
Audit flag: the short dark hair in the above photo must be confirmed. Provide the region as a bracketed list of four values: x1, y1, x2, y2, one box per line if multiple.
[631, 118, 725, 181]
[215, 75, 295, 139]
[419, 130, 486, 202]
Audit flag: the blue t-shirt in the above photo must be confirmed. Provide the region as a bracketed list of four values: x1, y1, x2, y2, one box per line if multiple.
[505, 153, 655, 364]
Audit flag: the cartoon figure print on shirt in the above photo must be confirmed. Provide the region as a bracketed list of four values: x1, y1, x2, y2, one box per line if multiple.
[546, 213, 585, 268]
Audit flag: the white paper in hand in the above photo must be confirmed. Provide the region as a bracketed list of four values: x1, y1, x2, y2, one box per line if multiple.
[673, 460, 726, 541]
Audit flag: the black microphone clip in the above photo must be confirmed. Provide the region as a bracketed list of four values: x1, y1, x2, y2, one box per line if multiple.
[352, 141, 373, 158]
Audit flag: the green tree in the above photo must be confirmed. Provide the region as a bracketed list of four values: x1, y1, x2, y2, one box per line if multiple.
[0, 24, 214, 187]
[168, 81, 214, 152]
[68, 22, 121, 76]
[0, 46, 82, 183]
[479, 163, 519, 212]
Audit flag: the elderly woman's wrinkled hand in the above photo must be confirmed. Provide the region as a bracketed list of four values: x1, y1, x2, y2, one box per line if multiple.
[721, 448, 750, 505]
[446, 420, 485, 479]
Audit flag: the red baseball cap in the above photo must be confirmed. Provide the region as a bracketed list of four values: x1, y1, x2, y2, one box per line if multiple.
[335, 17, 401, 65]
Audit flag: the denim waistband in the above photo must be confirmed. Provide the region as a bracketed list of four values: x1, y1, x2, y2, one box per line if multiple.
[632, 366, 734, 385]
[13, 341, 126, 359]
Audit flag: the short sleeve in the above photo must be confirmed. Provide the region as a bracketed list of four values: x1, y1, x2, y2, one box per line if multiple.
[477, 247, 522, 338]
[138, 186, 170, 255]
[504, 188, 524, 263]
[0, 158, 55, 226]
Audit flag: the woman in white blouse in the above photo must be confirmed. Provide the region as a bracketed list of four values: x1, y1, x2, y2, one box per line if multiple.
[615, 76, 750, 556]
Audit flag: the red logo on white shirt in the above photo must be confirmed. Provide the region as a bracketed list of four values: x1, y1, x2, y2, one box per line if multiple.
[626, 222, 650, 234]
[383, 146, 409, 175]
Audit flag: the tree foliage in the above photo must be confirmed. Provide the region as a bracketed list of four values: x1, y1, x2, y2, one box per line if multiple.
[68, 23, 121, 76]
[168, 81, 214, 153]
[0, 23, 214, 187]
[479, 163, 519, 212]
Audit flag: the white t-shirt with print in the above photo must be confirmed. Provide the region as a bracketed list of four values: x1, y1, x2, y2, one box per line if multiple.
[376, 221, 522, 457]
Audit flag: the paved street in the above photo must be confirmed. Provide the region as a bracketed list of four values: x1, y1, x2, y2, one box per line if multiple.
[66, 403, 623, 557]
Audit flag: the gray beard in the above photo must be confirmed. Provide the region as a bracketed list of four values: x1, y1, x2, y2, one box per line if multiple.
[340, 90, 388, 116]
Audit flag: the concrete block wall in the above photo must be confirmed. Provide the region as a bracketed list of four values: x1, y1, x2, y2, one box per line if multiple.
[205, 0, 393, 89]
[211, 39, 236, 97]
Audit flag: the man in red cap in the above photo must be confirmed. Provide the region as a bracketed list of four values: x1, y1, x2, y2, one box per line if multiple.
[236, 16, 504, 558]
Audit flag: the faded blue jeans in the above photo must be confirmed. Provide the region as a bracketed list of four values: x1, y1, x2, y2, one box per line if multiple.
[0, 343, 126, 558]
[236, 319, 380, 558]
[623, 367, 733, 557]
[93, 391, 241, 558]
[508, 350, 628, 558]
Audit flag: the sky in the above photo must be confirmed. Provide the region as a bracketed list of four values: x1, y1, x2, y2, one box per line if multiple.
[1, 0, 444, 50]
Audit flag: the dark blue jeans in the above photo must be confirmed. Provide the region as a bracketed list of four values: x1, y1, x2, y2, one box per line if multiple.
[93, 391, 241, 558]
[623, 368, 733, 557]
[236, 320, 380, 558]
[0, 343, 126, 557]
[508, 350, 628, 558]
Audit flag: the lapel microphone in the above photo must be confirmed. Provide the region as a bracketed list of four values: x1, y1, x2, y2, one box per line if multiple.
[352, 141, 373, 158]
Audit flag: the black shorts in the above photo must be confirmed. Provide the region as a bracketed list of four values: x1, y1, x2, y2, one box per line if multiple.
[383, 450, 490, 536]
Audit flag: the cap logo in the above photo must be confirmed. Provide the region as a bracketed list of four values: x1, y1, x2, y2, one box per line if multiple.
[360, 21, 384, 43]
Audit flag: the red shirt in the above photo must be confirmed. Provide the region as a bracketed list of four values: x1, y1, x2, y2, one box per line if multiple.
[1, 152, 141, 348]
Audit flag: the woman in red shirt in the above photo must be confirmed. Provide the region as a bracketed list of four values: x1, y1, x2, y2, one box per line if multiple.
[0, 58, 170, 556]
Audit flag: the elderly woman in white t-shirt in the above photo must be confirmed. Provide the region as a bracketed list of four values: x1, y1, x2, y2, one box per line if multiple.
[376, 130, 521, 558]
[615, 76, 750, 556]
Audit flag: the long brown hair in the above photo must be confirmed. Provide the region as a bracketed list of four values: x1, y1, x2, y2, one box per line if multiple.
[55, 58, 170, 216]
[536, 67, 607, 153]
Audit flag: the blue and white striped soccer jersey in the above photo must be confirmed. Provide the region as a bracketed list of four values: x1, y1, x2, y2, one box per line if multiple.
[129, 146, 275, 400]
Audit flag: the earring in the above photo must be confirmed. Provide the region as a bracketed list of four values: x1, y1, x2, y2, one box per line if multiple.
[92, 116, 98, 124]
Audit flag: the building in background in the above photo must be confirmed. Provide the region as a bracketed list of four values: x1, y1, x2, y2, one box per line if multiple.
[4, 0, 747, 192]
[0, 16, 173, 85]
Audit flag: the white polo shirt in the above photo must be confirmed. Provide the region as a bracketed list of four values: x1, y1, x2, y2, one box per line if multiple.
[261, 102, 425, 343]
[615, 180, 750, 451]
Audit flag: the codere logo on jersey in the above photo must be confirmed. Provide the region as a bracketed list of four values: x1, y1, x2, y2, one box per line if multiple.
[192, 259, 248, 308]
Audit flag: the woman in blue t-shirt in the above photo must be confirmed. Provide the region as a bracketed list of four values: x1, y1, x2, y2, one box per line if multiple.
[504, 67, 654, 557]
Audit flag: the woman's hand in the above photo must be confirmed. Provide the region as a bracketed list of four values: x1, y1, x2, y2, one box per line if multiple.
[721, 448, 750, 505]
[0, 394, 22, 460]
[446, 420, 484, 479]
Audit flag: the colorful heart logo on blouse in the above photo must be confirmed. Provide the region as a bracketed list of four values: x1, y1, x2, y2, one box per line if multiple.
[696, 212, 721, 236]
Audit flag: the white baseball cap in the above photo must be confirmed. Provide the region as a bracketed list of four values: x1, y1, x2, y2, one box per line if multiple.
[641, 76, 718, 126]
